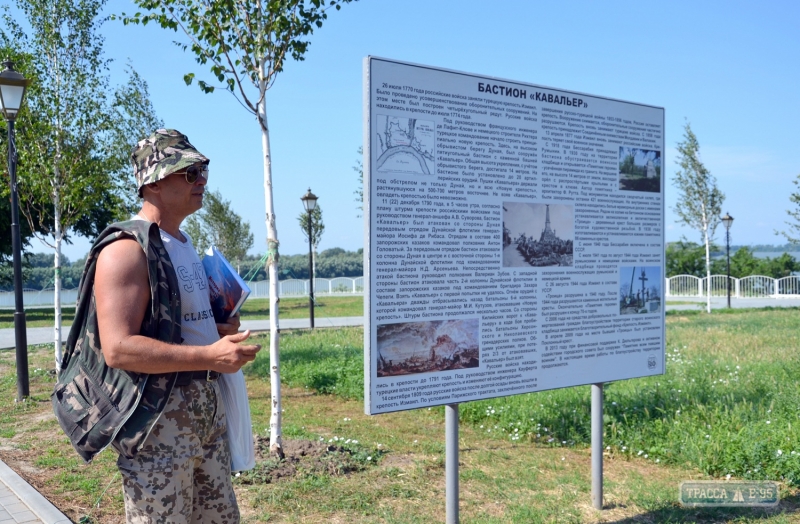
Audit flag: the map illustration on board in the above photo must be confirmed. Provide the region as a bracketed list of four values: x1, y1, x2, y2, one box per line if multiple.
[375, 115, 435, 175]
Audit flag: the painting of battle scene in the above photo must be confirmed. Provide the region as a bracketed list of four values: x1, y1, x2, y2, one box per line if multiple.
[503, 202, 574, 267]
[376, 318, 480, 378]
[619, 266, 662, 314]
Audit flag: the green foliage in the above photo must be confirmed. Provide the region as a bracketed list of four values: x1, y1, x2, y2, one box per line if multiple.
[0, 0, 161, 243]
[778, 173, 800, 244]
[183, 189, 254, 265]
[297, 204, 324, 250]
[711, 247, 800, 279]
[672, 123, 724, 280]
[673, 123, 725, 241]
[121, 0, 353, 117]
[666, 240, 707, 277]
[619, 151, 636, 175]
[238, 248, 362, 280]
[0, 252, 83, 290]
[667, 242, 799, 279]
[0, 172, 41, 270]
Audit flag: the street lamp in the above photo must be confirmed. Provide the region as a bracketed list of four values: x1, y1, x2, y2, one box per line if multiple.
[721, 212, 734, 309]
[0, 60, 31, 401]
[301, 188, 318, 329]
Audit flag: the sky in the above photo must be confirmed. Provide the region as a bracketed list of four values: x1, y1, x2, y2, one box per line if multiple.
[15, 0, 800, 261]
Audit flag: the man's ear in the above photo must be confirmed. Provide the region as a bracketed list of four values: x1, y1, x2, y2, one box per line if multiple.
[141, 181, 162, 197]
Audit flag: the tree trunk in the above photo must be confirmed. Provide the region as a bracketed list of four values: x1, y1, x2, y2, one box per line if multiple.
[704, 227, 711, 314]
[259, 69, 284, 459]
[53, 181, 63, 369]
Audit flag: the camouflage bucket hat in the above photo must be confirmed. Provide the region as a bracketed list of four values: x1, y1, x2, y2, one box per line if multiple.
[131, 128, 209, 193]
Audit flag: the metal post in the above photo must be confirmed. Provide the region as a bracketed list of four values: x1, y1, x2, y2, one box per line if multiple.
[591, 383, 603, 509]
[726, 228, 731, 308]
[307, 215, 314, 329]
[446, 403, 459, 524]
[8, 120, 29, 401]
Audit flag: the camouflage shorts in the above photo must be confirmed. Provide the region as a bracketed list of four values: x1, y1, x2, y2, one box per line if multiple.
[116, 380, 239, 524]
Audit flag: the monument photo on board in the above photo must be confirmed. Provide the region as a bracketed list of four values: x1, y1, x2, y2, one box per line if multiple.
[503, 202, 574, 267]
[376, 319, 480, 378]
[619, 266, 662, 314]
[618, 146, 662, 193]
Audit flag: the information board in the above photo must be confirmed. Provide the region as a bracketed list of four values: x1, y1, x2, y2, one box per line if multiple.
[364, 57, 665, 415]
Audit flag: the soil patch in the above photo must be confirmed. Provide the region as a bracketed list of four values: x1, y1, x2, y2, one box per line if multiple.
[238, 436, 370, 485]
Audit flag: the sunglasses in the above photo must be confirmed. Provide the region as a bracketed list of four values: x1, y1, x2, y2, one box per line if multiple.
[176, 163, 209, 184]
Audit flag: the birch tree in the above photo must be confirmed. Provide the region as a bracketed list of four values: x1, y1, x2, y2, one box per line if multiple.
[121, 0, 353, 457]
[777, 174, 800, 244]
[672, 122, 724, 313]
[1, 0, 161, 368]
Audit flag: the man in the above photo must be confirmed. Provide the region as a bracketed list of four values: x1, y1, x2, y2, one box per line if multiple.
[52, 129, 259, 523]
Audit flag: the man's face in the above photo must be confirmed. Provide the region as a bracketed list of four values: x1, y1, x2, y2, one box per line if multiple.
[155, 164, 207, 216]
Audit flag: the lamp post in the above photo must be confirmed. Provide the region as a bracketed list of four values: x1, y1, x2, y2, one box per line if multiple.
[0, 60, 31, 401]
[301, 188, 318, 329]
[721, 212, 734, 309]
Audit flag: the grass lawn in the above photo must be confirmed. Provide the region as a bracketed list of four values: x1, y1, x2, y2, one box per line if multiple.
[0, 306, 77, 329]
[1, 310, 800, 522]
[0, 295, 363, 329]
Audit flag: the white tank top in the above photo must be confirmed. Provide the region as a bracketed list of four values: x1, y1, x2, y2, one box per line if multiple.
[133, 216, 220, 346]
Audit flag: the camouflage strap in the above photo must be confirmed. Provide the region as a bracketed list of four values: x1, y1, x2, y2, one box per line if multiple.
[266, 239, 279, 266]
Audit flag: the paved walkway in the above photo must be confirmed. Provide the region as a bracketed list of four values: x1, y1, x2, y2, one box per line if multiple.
[0, 460, 70, 523]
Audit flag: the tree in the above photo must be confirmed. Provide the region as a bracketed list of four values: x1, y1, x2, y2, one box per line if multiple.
[777, 174, 800, 244]
[184, 189, 254, 269]
[121, 0, 353, 457]
[297, 204, 324, 277]
[672, 122, 724, 313]
[354, 146, 362, 216]
[762, 252, 800, 279]
[1, 0, 162, 368]
[665, 240, 707, 277]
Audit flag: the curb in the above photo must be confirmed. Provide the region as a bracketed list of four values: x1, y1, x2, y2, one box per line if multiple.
[0, 459, 71, 523]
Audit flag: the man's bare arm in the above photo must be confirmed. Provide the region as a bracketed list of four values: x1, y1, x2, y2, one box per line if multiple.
[95, 239, 260, 374]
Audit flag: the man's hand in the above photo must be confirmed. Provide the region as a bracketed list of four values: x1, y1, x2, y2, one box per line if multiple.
[216, 313, 241, 337]
[206, 330, 261, 373]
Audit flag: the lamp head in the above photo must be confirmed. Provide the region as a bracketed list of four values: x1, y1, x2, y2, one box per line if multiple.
[301, 188, 318, 212]
[720, 212, 734, 230]
[0, 61, 31, 121]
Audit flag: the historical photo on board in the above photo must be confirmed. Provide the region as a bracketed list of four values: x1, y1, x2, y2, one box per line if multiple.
[376, 318, 479, 378]
[375, 115, 435, 175]
[618, 146, 661, 193]
[619, 266, 662, 314]
[503, 202, 574, 267]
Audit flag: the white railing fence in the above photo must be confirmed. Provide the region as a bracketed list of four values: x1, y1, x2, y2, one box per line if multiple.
[3, 275, 798, 307]
[0, 277, 365, 308]
[667, 274, 800, 298]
